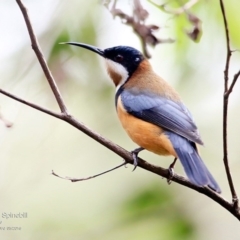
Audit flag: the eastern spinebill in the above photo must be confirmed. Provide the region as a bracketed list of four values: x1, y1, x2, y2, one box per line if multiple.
[63, 42, 221, 193]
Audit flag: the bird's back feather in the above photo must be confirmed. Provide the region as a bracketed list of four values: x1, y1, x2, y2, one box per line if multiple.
[121, 89, 203, 145]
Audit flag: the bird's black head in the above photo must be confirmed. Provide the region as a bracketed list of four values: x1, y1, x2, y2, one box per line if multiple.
[62, 42, 145, 87]
[103, 46, 144, 77]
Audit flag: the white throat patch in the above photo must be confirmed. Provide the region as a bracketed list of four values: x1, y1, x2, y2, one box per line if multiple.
[105, 59, 129, 91]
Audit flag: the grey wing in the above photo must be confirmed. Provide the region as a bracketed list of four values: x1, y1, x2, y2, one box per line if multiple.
[121, 90, 203, 145]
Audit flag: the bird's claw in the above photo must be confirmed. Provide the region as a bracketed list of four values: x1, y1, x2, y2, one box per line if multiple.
[167, 157, 177, 184]
[167, 167, 175, 184]
[132, 153, 138, 171]
[131, 147, 144, 172]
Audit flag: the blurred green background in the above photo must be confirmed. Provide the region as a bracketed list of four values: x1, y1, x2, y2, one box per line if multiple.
[0, 0, 240, 239]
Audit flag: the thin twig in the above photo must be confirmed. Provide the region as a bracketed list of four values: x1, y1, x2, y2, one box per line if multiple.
[16, 0, 68, 114]
[226, 70, 240, 96]
[52, 162, 126, 182]
[220, 0, 239, 208]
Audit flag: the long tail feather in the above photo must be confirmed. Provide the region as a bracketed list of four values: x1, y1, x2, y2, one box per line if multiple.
[166, 132, 221, 193]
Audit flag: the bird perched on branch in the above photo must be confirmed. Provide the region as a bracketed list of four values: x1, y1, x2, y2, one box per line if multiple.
[63, 42, 221, 193]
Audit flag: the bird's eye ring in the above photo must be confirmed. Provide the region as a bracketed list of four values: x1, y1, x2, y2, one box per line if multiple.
[115, 54, 124, 62]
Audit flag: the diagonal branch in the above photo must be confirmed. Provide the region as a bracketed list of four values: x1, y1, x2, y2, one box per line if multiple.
[220, 0, 239, 208]
[1, 87, 240, 220]
[16, 0, 68, 114]
[226, 70, 240, 96]
[0, 89, 62, 120]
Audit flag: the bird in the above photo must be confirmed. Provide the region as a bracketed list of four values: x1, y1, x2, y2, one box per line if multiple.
[63, 42, 221, 193]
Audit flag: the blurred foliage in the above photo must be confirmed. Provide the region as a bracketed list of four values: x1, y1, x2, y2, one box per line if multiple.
[79, 184, 195, 240]
[119, 185, 195, 240]
[148, 0, 202, 43]
[49, 30, 71, 61]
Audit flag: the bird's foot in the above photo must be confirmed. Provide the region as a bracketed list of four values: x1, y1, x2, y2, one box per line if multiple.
[131, 147, 144, 171]
[167, 158, 177, 184]
[167, 168, 174, 184]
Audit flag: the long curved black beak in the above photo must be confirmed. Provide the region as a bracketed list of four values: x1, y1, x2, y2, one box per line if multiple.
[60, 42, 104, 57]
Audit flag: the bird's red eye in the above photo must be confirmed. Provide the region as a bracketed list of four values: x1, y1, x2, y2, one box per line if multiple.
[115, 54, 123, 62]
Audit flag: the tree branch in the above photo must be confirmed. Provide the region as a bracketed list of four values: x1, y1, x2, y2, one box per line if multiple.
[0, 89, 62, 120]
[51, 162, 126, 182]
[219, 0, 231, 92]
[1, 86, 240, 220]
[16, 0, 68, 114]
[226, 70, 240, 96]
[220, 0, 239, 208]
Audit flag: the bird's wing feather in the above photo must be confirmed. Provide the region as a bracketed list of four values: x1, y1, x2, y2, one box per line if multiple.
[121, 90, 203, 145]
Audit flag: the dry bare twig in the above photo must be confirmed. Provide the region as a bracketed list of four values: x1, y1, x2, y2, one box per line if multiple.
[51, 162, 126, 182]
[106, 0, 174, 58]
[220, 0, 240, 209]
[0, 0, 240, 220]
